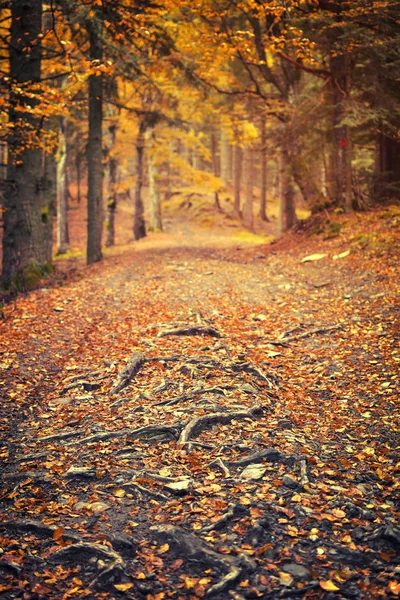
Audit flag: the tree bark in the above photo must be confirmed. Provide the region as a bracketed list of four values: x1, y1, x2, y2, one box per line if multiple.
[220, 129, 230, 185]
[56, 117, 70, 254]
[375, 127, 400, 201]
[259, 115, 269, 221]
[105, 125, 118, 247]
[279, 148, 296, 235]
[86, 9, 103, 265]
[233, 145, 242, 216]
[147, 130, 162, 232]
[242, 145, 254, 230]
[290, 149, 328, 214]
[133, 126, 146, 240]
[2, 0, 46, 288]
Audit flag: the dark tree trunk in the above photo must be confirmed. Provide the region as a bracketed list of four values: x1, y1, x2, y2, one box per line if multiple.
[374, 127, 400, 201]
[86, 9, 103, 265]
[2, 0, 46, 288]
[105, 125, 118, 247]
[133, 127, 146, 240]
[329, 51, 353, 211]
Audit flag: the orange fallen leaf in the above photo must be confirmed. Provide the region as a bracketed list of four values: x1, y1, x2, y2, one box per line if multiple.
[388, 581, 400, 596]
[53, 527, 64, 541]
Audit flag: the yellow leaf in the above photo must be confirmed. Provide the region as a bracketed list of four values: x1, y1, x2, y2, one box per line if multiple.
[279, 572, 293, 587]
[114, 488, 126, 498]
[159, 543, 170, 553]
[320, 580, 340, 592]
[114, 583, 134, 591]
[300, 253, 327, 263]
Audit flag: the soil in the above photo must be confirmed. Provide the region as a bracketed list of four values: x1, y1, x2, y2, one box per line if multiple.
[0, 195, 399, 599]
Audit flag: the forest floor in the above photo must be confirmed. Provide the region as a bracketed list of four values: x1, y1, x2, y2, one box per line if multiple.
[0, 194, 399, 600]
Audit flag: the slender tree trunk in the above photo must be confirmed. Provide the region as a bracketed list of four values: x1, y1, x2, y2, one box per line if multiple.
[259, 115, 269, 221]
[86, 9, 103, 265]
[41, 139, 57, 263]
[211, 131, 222, 211]
[105, 125, 117, 247]
[210, 132, 219, 178]
[279, 148, 296, 235]
[76, 151, 82, 204]
[242, 145, 254, 230]
[147, 129, 162, 231]
[133, 127, 146, 240]
[220, 129, 230, 185]
[56, 117, 69, 254]
[2, 0, 45, 288]
[233, 145, 242, 216]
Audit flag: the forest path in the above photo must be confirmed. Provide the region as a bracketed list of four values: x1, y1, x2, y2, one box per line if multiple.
[0, 208, 399, 599]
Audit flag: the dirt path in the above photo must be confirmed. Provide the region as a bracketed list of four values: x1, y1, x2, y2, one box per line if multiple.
[0, 209, 399, 599]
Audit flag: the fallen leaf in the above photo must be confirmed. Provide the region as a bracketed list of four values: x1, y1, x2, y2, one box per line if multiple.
[320, 580, 340, 592]
[114, 583, 134, 591]
[300, 253, 327, 263]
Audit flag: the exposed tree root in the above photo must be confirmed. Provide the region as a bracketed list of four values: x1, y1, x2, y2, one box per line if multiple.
[157, 325, 223, 338]
[121, 481, 169, 501]
[110, 352, 146, 395]
[0, 520, 81, 542]
[201, 503, 245, 533]
[0, 558, 22, 576]
[229, 447, 282, 467]
[274, 323, 343, 345]
[150, 524, 254, 596]
[178, 406, 263, 445]
[155, 385, 234, 407]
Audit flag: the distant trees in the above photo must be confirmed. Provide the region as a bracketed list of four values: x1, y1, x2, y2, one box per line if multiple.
[1, 0, 399, 289]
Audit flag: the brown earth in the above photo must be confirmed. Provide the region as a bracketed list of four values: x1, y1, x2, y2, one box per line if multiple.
[0, 195, 399, 599]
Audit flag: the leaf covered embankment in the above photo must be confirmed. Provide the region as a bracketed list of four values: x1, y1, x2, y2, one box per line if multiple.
[0, 208, 399, 599]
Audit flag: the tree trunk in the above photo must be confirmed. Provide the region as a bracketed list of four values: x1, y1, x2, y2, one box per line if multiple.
[329, 51, 353, 211]
[290, 145, 328, 214]
[133, 127, 146, 240]
[56, 117, 70, 254]
[220, 129, 230, 185]
[242, 145, 254, 230]
[210, 132, 219, 178]
[2, 0, 46, 288]
[86, 10, 103, 265]
[233, 145, 242, 216]
[259, 115, 269, 221]
[105, 125, 118, 247]
[37, 111, 57, 265]
[375, 127, 400, 201]
[148, 130, 162, 232]
[279, 148, 296, 235]
[76, 151, 83, 204]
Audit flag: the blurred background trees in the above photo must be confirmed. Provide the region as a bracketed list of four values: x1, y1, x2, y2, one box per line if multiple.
[1, 0, 399, 288]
